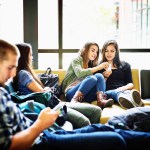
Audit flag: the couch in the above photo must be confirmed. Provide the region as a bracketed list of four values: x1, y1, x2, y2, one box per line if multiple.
[34, 69, 150, 124]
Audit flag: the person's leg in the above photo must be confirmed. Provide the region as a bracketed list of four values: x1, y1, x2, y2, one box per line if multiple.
[66, 75, 98, 102]
[106, 89, 135, 109]
[116, 129, 150, 150]
[94, 73, 106, 92]
[66, 107, 91, 129]
[32, 124, 126, 150]
[66, 102, 102, 124]
[105, 89, 120, 103]
[94, 73, 114, 108]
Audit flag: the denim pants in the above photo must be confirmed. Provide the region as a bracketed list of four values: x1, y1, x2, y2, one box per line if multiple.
[32, 123, 150, 150]
[105, 89, 131, 103]
[66, 73, 106, 103]
[64, 102, 101, 129]
[32, 124, 127, 150]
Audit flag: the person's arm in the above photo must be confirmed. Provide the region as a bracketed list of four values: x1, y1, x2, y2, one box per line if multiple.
[27, 80, 44, 92]
[116, 83, 134, 91]
[90, 62, 110, 74]
[18, 70, 45, 93]
[9, 107, 59, 150]
[117, 62, 134, 91]
[72, 56, 109, 78]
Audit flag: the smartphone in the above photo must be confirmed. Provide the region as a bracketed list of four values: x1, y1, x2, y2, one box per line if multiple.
[52, 103, 66, 115]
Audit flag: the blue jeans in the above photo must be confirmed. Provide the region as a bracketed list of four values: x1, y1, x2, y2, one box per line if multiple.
[105, 89, 131, 103]
[66, 73, 106, 103]
[32, 124, 127, 150]
[32, 124, 150, 150]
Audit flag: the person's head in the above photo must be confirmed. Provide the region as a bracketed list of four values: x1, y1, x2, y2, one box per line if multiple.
[101, 40, 121, 67]
[13, 43, 43, 90]
[0, 39, 20, 86]
[15, 43, 33, 71]
[79, 42, 100, 68]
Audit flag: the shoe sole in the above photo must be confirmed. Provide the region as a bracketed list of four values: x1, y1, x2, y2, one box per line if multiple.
[132, 90, 144, 106]
[132, 90, 141, 105]
[118, 97, 135, 109]
[104, 99, 114, 108]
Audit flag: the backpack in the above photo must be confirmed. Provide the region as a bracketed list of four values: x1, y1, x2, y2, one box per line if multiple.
[10, 91, 67, 126]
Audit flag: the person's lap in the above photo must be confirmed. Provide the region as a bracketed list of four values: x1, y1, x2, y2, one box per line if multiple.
[32, 124, 126, 150]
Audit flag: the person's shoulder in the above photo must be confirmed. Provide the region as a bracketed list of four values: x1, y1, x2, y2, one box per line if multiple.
[120, 61, 131, 70]
[0, 87, 10, 100]
[19, 70, 31, 76]
[0, 86, 8, 94]
[18, 70, 33, 80]
[72, 55, 83, 63]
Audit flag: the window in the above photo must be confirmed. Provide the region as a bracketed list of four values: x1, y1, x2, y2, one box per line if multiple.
[0, 0, 23, 43]
[0, 0, 149, 70]
[38, 0, 58, 49]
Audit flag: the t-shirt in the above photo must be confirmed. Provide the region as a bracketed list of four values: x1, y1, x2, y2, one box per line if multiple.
[18, 70, 34, 94]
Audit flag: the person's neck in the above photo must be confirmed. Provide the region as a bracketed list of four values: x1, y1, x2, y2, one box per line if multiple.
[0, 83, 4, 87]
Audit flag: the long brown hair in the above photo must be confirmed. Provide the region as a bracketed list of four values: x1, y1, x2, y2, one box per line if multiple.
[13, 43, 43, 91]
[101, 40, 121, 67]
[79, 42, 100, 68]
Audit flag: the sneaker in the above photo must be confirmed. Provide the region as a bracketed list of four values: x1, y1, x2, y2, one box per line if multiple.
[118, 97, 135, 109]
[131, 89, 144, 107]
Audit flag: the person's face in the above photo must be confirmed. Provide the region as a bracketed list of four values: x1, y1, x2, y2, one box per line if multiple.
[0, 53, 18, 86]
[29, 50, 33, 66]
[87, 45, 98, 61]
[104, 44, 116, 61]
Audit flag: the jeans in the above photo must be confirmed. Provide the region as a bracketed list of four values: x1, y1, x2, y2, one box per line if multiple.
[64, 102, 101, 129]
[105, 89, 131, 103]
[32, 123, 150, 150]
[32, 124, 127, 150]
[66, 73, 106, 103]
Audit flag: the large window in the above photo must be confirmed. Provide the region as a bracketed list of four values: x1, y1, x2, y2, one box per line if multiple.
[0, 0, 23, 43]
[0, 0, 150, 70]
[63, 0, 119, 49]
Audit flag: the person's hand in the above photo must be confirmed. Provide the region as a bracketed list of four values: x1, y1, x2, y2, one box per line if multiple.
[99, 62, 109, 70]
[103, 70, 112, 78]
[35, 107, 59, 131]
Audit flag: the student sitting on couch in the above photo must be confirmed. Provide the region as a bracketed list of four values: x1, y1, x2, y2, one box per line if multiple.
[97, 40, 144, 109]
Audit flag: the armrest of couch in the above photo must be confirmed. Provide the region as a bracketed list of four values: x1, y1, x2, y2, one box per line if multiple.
[140, 69, 150, 100]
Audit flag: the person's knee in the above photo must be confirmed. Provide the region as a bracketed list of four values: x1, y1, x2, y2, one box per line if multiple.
[90, 106, 101, 123]
[95, 73, 105, 81]
[87, 76, 97, 85]
[72, 117, 91, 129]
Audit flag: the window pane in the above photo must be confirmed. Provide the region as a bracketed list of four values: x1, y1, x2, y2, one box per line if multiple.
[120, 53, 150, 70]
[63, 53, 78, 69]
[38, 53, 59, 70]
[0, 0, 23, 43]
[38, 0, 58, 49]
[63, 0, 118, 48]
[63, 0, 150, 48]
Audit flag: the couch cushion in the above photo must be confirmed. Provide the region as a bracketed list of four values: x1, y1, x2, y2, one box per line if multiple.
[132, 69, 140, 92]
[100, 100, 150, 124]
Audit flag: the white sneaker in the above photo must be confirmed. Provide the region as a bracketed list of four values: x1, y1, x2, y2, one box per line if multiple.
[118, 97, 135, 109]
[131, 89, 144, 107]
